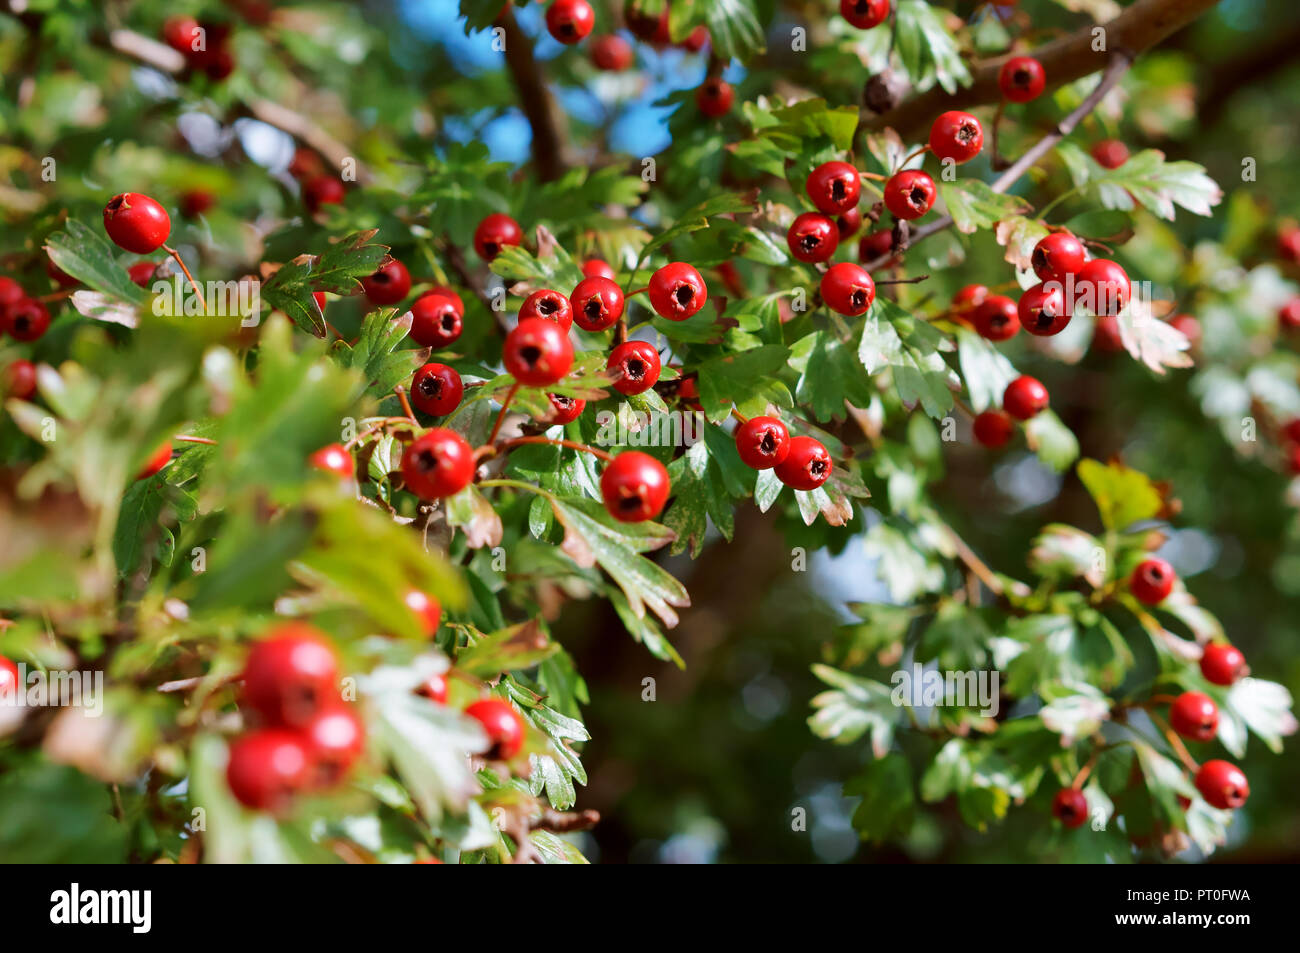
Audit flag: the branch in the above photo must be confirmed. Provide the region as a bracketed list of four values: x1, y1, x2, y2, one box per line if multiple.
[498, 8, 568, 183]
[530, 808, 600, 833]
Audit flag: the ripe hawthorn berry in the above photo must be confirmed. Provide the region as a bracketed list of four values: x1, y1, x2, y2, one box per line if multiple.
[1075, 259, 1130, 317]
[1277, 226, 1300, 265]
[546, 392, 586, 425]
[1018, 281, 1072, 337]
[504, 317, 574, 385]
[401, 428, 475, 500]
[309, 443, 355, 478]
[1003, 375, 1048, 420]
[607, 340, 661, 396]
[1169, 313, 1201, 348]
[0, 276, 23, 310]
[136, 441, 173, 480]
[0, 654, 18, 697]
[951, 283, 989, 318]
[163, 16, 201, 55]
[410, 291, 464, 348]
[1031, 232, 1086, 283]
[103, 192, 171, 254]
[1092, 314, 1125, 353]
[775, 435, 832, 490]
[883, 170, 937, 220]
[806, 161, 862, 217]
[1052, 788, 1088, 828]
[681, 27, 710, 52]
[303, 175, 345, 214]
[301, 705, 366, 787]
[404, 589, 442, 636]
[973, 410, 1015, 449]
[520, 289, 574, 329]
[288, 147, 324, 181]
[696, 78, 734, 118]
[625, 4, 669, 44]
[570, 275, 625, 331]
[1129, 557, 1175, 605]
[999, 56, 1046, 103]
[473, 213, 523, 261]
[582, 259, 617, 280]
[1170, 691, 1219, 743]
[840, 0, 889, 29]
[601, 451, 671, 522]
[4, 298, 51, 342]
[1279, 298, 1300, 331]
[241, 623, 341, 727]
[836, 207, 862, 240]
[787, 212, 839, 264]
[972, 295, 1019, 341]
[127, 262, 157, 287]
[1195, 760, 1249, 810]
[465, 698, 526, 760]
[419, 672, 449, 704]
[1200, 643, 1246, 686]
[4, 360, 38, 401]
[180, 189, 215, 219]
[591, 35, 634, 71]
[820, 262, 876, 316]
[928, 111, 983, 164]
[1091, 139, 1130, 169]
[735, 416, 791, 470]
[226, 729, 311, 812]
[648, 262, 708, 320]
[362, 259, 412, 306]
[411, 362, 464, 417]
[859, 229, 896, 265]
[546, 0, 595, 45]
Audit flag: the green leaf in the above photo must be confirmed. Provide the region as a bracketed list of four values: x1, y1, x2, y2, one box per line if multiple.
[638, 191, 758, 265]
[702, 0, 766, 61]
[489, 242, 584, 290]
[261, 232, 391, 338]
[695, 344, 791, 423]
[457, 619, 559, 678]
[45, 220, 147, 307]
[791, 330, 875, 422]
[954, 327, 1016, 413]
[939, 180, 1031, 234]
[501, 678, 590, 810]
[1024, 411, 1080, 473]
[845, 754, 915, 843]
[859, 297, 957, 419]
[0, 762, 127, 862]
[1076, 458, 1163, 530]
[893, 0, 973, 95]
[1089, 149, 1223, 221]
[808, 664, 901, 758]
[331, 309, 427, 400]
[1028, 524, 1106, 588]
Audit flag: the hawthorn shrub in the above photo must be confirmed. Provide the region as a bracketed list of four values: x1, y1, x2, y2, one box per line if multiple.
[0, 0, 1297, 864]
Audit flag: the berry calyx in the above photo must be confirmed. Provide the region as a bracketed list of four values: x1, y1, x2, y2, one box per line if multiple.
[928, 111, 983, 164]
[1170, 691, 1219, 742]
[362, 259, 412, 306]
[606, 340, 661, 396]
[301, 705, 365, 787]
[696, 78, 734, 118]
[404, 589, 442, 636]
[409, 291, 464, 348]
[1003, 375, 1049, 420]
[473, 213, 523, 261]
[419, 672, 449, 704]
[1075, 258, 1131, 317]
[570, 275, 625, 331]
[241, 623, 341, 727]
[226, 729, 311, 812]
[103, 192, 171, 254]
[411, 363, 465, 417]
[820, 262, 876, 316]
[4, 359, 38, 401]
[1200, 643, 1247, 686]
[1031, 233, 1086, 283]
[545, 0, 595, 45]
[4, 298, 51, 342]
[303, 175, 345, 214]
[1090, 139, 1130, 169]
[999, 56, 1046, 103]
[591, 35, 634, 71]
[840, 0, 889, 29]
[648, 262, 708, 321]
[774, 435, 832, 490]
[787, 212, 839, 263]
[735, 416, 791, 470]
[1194, 760, 1249, 810]
[136, 441, 173, 480]
[520, 289, 574, 329]
[503, 317, 574, 385]
[973, 410, 1015, 449]
[600, 451, 671, 522]
[806, 161, 862, 216]
[582, 259, 617, 280]
[1052, 788, 1088, 828]
[1129, 557, 1175, 605]
[309, 444, 354, 478]
[1018, 282, 1072, 337]
[972, 295, 1020, 341]
[546, 392, 586, 425]
[401, 428, 475, 500]
[465, 698, 526, 760]
[883, 170, 937, 220]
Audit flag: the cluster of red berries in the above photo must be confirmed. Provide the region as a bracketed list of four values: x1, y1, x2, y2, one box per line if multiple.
[734, 416, 832, 491]
[420, 671, 528, 762]
[0, 276, 51, 355]
[284, 147, 346, 215]
[162, 16, 235, 81]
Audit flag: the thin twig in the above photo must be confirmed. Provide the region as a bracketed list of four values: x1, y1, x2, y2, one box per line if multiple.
[162, 243, 206, 312]
[495, 436, 614, 464]
[486, 381, 520, 447]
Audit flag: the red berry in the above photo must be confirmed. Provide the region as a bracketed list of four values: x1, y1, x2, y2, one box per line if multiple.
[1279, 298, 1300, 331]
[419, 672, 449, 704]
[1168, 313, 1201, 347]
[103, 192, 171, 254]
[1090, 139, 1130, 169]
[625, 5, 669, 44]
[303, 175, 345, 214]
[546, 0, 595, 44]
[952, 284, 989, 313]
[836, 207, 862, 240]
[999, 56, 1046, 103]
[735, 416, 791, 470]
[696, 78, 734, 118]
[241, 623, 341, 727]
[404, 589, 442, 636]
[1277, 226, 1300, 265]
[1003, 375, 1048, 420]
[309, 443, 354, 478]
[1287, 445, 1300, 475]
[545, 392, 586, 425]
[1052, 788, 1088, 828]
[465, 698, 526, 760]
[570, 276, 625, 331]
[362, 259, 412, 306]
[519, 289, 572, 329]
[4, 298, 51, 342]
[504, 318, 574, 386]
[858, 229, 896, 265]
[1018, 282, 1072, 337]
[680, 26, 709, 52]
[0, 654, 18, 698]
[163, 16, 201, 55]
[820, 262, 876, 316]
[127, 262, 157, 287]
[806, 161, 862, 216]
[582, 259, 616, 280]
[314, 291, 327, 312]
[972, 295, 1020, 341]
[410, 291, 464, 348]
[301, 705, 365, 787]
[0, 277, 23, 310]
[1200, 643, 1246, 686]
[474, 213, 523, 261]
[426, 285, 465, 314]
[1031, 232, 1086, 283]
[4, 360, 37, 401]
[1129, 557, 1175, 605]
[883, 170, 937, 220]
[774, 435, 832, 490]
[787, 212, 839, 263]
[1170, 691, 1219, 743]
[136, 440, 173, 480]
[411, 363, 464, 417]
[648, 262, 708, 320]
[1194, 760, 1249, 810]
[1092, 314, 1125, 353]
[288, 147, 324, 181]
[607, 340, 661, 396]
[1075, 258, 1131, 317]
[601, 451, 671, 522]
[928, 111, 983, 164]
[46, 256, 78, 288]
[840, 0, 889, 29]
[226, 729, 311, 812]
[401, 428, 475, 500]
[180, 189, 216, 219]
[973, 410, 1015, 448]
[591, 34, 634, 71]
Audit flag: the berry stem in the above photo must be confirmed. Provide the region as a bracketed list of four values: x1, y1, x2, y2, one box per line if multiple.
[486, 381, 520, 446]
[898, 145, 930, 170]
[393, 384, 417, 422]
[858, 171, 887, 182]
[1148, 710, 1200, 773]
[162, 243, 206, 312]
[345, 423, 386, 450]
[497, 435, 614, 463]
